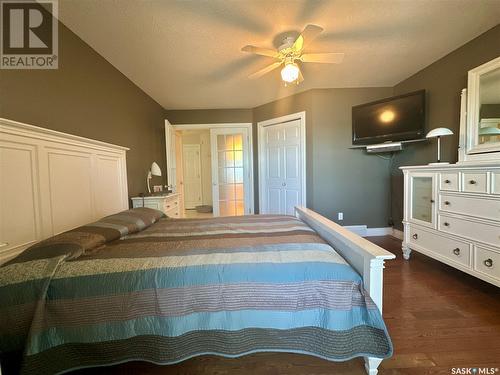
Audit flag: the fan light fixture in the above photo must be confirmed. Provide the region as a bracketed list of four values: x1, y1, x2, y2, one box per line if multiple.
[281, 62, 300, 83]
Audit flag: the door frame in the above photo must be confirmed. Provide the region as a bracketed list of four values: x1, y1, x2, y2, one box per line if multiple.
[257, 111, 306, 214]
[169, 122, 254, 214]
[182, 143, 203, 209]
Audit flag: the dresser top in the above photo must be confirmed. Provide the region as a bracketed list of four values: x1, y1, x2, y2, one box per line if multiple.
[400, 162, 500, 171]
[131, 193, 180, 200]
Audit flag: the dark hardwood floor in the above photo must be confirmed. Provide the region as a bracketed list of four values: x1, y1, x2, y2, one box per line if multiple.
[74, 236, 500, 375]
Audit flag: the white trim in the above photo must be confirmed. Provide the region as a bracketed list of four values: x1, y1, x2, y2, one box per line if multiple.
[171, 123, 254, 214]
[343, 225, 394, 237]
[0, 117, 129, 151]
[459, 56, 500, 164]
[257, 111, 307, 214]
[173, 123, 252, 131]
[392, 228, 404, 240]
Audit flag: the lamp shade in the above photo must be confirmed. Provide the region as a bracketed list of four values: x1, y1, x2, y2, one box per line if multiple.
[426, 127, 453, 138]
[150, 162, 162, 177]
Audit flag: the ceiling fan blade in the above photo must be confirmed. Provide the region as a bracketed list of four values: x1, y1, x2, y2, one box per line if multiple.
[292, 24, 324, 52]
[241, 45, 279, 58]
[248, 61, 283, 79]
[301, 52, 345, 64]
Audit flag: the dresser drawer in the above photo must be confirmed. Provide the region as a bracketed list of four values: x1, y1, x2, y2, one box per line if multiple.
[165, 207, 180, 218]
[440, 194, 500, 222]
[492, 171, 500, 195]
[163, 197, 179, 212]
[440, 172, 459, 191]
[474, 246, 500, 281]
[408, 226, 471, 267]
[439, 214, 500, 248]
[462, 172, 488, 194]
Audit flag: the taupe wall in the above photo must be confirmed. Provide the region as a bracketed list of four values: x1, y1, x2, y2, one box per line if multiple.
[390, 25, 500, 229]
[254, 88, 393, 227]
[169, 88, 393, 227]
[166, 109, 253, 125]
[0, 22, 166, 198]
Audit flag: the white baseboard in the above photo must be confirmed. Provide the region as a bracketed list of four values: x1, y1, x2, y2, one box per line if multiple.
[343, 225, 393, 237]
[343, 225, 403, 239]
[391, 228, 404, 240]
[343, 225, 368, 236]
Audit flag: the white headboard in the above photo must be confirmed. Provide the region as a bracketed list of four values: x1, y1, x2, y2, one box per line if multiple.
[0, 117, 129, 263]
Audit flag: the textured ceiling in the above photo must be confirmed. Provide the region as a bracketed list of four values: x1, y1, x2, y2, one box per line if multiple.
[58, 0, 500, 109]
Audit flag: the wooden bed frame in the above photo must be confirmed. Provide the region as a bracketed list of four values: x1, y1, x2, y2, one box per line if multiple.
[295, 206, 395, 375]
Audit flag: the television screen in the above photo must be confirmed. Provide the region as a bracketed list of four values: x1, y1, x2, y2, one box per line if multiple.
[352, 90, 425, 145]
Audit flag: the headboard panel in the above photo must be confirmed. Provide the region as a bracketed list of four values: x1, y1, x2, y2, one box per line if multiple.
[0, 117, 129, 263]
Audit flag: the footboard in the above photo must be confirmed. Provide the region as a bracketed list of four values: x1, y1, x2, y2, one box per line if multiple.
[295, 207, 395, 375]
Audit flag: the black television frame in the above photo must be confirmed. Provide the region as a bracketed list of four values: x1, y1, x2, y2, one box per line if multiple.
[352, 89, 426, 145]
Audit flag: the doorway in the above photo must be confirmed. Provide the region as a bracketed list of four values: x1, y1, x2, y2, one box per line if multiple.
[165, 121, 254, 218]
[258, 111, 306, 215]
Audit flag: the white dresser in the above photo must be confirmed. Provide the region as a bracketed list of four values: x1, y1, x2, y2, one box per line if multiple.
[401, 164, 500, 287]
[131, 193, 181, 218]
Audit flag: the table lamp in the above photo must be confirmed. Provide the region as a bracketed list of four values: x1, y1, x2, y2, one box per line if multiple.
[426, 127, 453, 165]
[147, 162, 162, 193]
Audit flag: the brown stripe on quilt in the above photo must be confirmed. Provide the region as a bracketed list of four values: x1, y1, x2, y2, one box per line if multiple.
[29, 280, 372, 332]
[78, 233, 327, 260]
[21, 326, 391, 375]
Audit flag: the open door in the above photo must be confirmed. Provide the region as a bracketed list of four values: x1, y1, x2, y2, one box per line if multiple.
[210, 127, 252, 216]
[165, 119, 176, 192]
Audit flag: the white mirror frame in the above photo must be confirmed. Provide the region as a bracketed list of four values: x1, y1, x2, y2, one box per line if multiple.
[459, 56, 500, 164]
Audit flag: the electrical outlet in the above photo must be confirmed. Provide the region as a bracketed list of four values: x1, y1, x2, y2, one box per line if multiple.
[338, 212, 344, 221]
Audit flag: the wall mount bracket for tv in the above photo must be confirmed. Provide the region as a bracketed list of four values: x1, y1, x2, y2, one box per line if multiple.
[349, 138, 427, 153]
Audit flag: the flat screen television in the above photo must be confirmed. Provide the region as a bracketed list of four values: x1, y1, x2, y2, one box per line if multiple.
[352, 90, 425, 145]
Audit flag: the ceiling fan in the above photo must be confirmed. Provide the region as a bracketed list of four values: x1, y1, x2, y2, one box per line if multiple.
[242, 24, 344, 85]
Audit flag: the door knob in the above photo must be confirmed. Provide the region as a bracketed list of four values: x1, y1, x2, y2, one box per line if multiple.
[282, 182, 286, 187]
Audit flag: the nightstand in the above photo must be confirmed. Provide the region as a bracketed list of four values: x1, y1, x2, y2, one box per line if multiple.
[131, 193, 181, 218]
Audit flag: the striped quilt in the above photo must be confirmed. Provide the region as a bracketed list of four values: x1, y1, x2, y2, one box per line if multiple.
[0, 211, 392, 374]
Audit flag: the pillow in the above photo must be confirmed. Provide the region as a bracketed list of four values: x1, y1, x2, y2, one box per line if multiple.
[3, 208, 165, 265]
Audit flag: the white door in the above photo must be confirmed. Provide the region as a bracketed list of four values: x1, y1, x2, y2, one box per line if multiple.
[182, 144, 202, 209]
[211, 128, 252, 216]
[260, 119, 305, 215]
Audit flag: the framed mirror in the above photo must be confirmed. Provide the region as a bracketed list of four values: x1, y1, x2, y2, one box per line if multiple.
[461, 56, 500, 163]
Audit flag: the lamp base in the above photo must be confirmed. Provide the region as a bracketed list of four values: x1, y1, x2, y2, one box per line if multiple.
[428, 162, 450, 166]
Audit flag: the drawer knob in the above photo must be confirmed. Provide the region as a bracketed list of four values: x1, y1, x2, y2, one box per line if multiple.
[444, 179, 451, 184]
[469, 180, 476, 185]
[484, 258, 493, 268]
[412, 233, 418, 240]
[443, 222, 450, 227]
[444, 201, 450, 206]
[453, 248, 460, 256]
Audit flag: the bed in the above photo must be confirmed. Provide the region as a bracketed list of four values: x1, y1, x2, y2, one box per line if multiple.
[0, 206, 394, 375]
